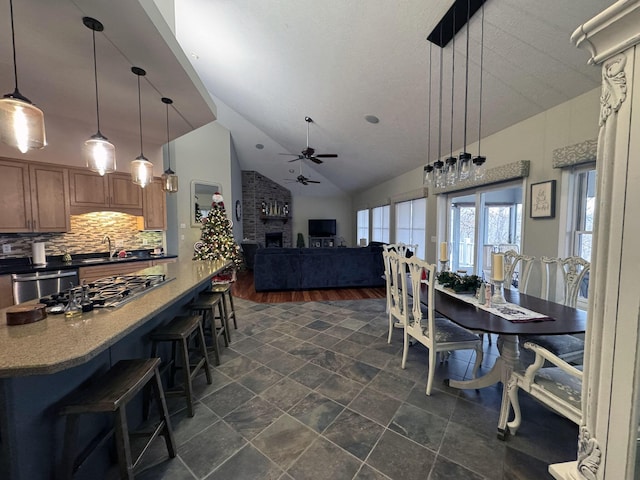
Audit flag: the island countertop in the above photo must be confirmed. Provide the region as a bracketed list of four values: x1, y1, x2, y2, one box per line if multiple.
[0, 258, 230, 378]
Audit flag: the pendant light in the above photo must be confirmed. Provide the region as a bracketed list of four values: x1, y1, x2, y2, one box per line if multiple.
[130, 67, 153, 188]
[472, 2, 487, 180]
[433, 30, 445, 188]
[423, 42, 434, 187]
[445, 12, 457, 187]
[0, 0, 46, 153]
[458, 0, 472, 180]
[161, 97, 178, 193]
[82, 17, 115, 176]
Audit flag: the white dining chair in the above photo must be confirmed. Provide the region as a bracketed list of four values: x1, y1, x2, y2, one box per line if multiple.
[520, 256, 590, 364]
[498, 341, 582, 440]
[400, 255, 483, 395]
[503, 250, 534, 292]
[383, 243, 418, 343]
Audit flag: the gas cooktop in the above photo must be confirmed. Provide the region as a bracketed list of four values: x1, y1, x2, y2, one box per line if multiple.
[39, 274, 172, 310]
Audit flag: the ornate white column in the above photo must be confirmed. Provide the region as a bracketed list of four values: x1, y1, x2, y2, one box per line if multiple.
[551, 2, 640, 479]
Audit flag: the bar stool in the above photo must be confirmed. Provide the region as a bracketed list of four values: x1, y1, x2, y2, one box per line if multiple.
[58, 358, 176, 480]
[149, 314, 212, 417]
[190, 293, 229, 366]
[208, 282, 238, 330]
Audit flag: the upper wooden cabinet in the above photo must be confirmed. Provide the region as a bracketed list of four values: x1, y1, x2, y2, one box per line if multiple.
[69, 169, 143, 215]
[141, 178, 167, 231]
[0, 159, 70, 233]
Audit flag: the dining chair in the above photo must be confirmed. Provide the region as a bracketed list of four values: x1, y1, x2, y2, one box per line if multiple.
[520, 256, 590, 364]
[400, 255, 483, 395]
[384, 249, 405, 343]
[503, 250, 534, 292]
[383, 243, 418, 343]
[498, 341, 582, 440]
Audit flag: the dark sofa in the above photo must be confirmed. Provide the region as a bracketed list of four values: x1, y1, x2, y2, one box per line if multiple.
[253, 246, 385, 291]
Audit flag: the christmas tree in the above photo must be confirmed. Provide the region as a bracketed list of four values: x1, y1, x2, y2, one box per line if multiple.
[193, 193, 243, 275]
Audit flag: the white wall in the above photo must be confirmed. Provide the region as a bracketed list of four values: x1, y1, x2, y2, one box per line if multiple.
[291, 194, 353, 247]
[171, 121, 232, 259]
[353, 88, 600, 272]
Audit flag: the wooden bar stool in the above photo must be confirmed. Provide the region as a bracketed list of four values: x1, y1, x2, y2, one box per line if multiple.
[209, 282, 238, 330]
[190, 293, 229, 366]
[149, 314, 212, 417]
[58, 358, 176, 480]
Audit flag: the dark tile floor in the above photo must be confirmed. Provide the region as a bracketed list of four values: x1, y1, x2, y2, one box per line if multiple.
[132, 298, 578, 480]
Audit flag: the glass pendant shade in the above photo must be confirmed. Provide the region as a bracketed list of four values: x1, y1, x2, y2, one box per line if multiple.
[433, 160, 445, 188]
[161, 96, 178, 192]
[0, 96, 46, 153]
[445, 156, 458, 186]
[162, 168, 178, 192]
[472, 156, 486, 180]
[84, 133, 115, 176]
[423, 164, 434, 187]
[131, 155, 153, 188]
[458, 152, 472, 180]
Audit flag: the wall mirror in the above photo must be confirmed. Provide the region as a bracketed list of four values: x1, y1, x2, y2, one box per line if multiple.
[191, 180, 222, 227]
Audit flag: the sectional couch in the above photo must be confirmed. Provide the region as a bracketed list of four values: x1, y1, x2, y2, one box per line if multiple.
[253, 246, 385, 291]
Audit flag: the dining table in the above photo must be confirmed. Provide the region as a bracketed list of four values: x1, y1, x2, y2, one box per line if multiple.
[419, 283, 587, 434]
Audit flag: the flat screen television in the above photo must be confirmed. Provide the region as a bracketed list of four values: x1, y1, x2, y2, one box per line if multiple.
[308, 219, 336, 237]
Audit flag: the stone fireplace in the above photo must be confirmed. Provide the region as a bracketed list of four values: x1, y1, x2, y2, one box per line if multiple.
[242, 171, 293, 247]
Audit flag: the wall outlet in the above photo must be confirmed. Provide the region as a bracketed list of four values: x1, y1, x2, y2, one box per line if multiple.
[142, 239, 148, 245]
[2, 244, 10, 254]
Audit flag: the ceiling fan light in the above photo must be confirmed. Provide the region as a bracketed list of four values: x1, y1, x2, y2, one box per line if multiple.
[0, 95, 46, 153]
[84, 132, 115, 176]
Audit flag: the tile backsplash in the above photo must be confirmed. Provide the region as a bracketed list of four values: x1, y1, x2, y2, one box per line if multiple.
[0, 212, 164, 259]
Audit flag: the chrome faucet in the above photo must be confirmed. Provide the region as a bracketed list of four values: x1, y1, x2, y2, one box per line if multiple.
[102, 235, 113, 257]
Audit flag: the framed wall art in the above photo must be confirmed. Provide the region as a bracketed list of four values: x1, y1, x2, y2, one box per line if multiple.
[530, 180, 556, 219]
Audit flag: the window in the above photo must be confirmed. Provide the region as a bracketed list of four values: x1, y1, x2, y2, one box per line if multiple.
[356, 209, 369, 246]
[371, 205, 390, 243]
[447, 184, 523, 276]
[572, 168, 596, 262]
[395, 198, 426, 258]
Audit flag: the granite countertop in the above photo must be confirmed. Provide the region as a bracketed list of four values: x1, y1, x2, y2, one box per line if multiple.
[0, 258, 230, 377]
[0, 251, 178, 275]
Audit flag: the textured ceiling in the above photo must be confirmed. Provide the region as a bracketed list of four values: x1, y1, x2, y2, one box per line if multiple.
[175, 0, 612, 196]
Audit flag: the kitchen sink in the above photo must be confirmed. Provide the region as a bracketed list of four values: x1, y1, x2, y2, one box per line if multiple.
[79, 258, 111, 264]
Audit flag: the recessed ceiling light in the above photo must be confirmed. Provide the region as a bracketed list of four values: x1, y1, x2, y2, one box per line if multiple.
[365, 115, 380, 124]
[288, 169, 295, 174]
[255, 143, 264, 149]
[190, 52, 200, 60]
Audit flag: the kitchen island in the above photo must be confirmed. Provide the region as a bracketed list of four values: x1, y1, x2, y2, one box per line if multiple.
[0, 258, 230, 480]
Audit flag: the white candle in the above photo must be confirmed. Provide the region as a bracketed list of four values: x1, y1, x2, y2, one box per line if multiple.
[439, 242, 448, 262]
[492, 253, 504, 281]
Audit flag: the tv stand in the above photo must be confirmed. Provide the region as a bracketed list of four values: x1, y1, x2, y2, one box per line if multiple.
[309, 236, 336, 248]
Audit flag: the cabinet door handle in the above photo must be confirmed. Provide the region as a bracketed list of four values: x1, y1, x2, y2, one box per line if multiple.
[32, 219, 36, 230]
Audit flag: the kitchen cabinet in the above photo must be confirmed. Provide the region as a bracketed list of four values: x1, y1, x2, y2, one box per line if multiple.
[0, 274, 13, 309]
[140, 178, 166, 230]
[78, 260, 152, 283]
[0, 159, 70, 233]
[68, 169, 143, 215]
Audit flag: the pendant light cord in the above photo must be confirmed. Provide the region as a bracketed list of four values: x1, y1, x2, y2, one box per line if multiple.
[463, 0, 470, 151]
[9, 0, 20, 94]
[137, 75, 144, 156]
[165, 102, 171, 170]
[427, 42, 432, 162]
[91, 28, 101, 134]
[437, 31, 443, 161]
[477, 2, 485, 156]
[450, 10, 455, 158]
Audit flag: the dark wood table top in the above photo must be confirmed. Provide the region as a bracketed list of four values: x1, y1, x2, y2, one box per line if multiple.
[422, 285, 587, 336]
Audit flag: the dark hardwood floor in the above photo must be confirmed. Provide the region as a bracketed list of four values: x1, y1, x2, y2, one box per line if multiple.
[232, 269, 386, 303]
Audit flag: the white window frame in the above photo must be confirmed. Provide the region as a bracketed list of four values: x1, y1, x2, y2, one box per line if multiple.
[394, 197, 426, 258]
[371, 205, 390, 243]
[356, 208, 370, 246]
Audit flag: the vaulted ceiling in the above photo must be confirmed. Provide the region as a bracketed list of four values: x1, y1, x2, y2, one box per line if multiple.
[174, 0, 611, 196]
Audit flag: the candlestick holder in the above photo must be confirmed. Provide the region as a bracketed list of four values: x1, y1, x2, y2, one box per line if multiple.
[439, 260, 449, 272]
[491, 279, 506, 304]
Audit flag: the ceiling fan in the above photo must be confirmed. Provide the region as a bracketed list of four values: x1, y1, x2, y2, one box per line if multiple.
[285, 165, 321, 186]
[280, 116, 338, 164]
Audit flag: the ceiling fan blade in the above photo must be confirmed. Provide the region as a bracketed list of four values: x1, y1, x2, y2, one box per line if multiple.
[309, 157, 324, 164]
[279, 152, 300, 156]
[315, 154, 338, 158]
[306, 180, 321, 183]
[287, 157, 304, 162]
